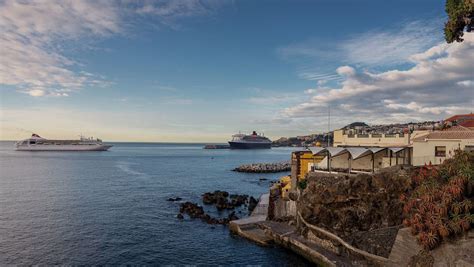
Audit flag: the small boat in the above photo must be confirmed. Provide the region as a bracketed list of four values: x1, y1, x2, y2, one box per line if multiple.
[15, 134, 113, 151]
[228, 131, 272, 149]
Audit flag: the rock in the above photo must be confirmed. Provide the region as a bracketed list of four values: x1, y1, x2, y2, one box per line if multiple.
[248, 196, 258, 214]
[177, 213, 184, 219]
[233, 161, 291, 173]
[167, 197, 182, 201]
[297, 169, 412, 257]
[180, 202, 205, 218]
[228, 211, 239, 221]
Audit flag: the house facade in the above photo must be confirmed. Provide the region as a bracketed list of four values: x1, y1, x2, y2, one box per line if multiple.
[412, 130, 474, 166]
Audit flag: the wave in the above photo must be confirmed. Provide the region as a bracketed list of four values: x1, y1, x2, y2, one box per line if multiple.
[116, 161, 148, 177]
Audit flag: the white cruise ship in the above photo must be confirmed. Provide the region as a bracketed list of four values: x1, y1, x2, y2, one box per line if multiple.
[15, 134, 113, 151]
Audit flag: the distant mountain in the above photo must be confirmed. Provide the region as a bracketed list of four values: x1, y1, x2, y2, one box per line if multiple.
[342, 122, 369, 129]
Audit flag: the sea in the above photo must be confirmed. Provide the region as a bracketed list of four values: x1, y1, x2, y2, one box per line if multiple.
[0, 141, 311, 266]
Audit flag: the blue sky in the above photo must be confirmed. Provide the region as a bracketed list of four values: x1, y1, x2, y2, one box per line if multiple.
[1, 0, 473, 142]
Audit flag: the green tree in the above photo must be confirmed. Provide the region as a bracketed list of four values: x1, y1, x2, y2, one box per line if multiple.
[444, 0, 474, 43]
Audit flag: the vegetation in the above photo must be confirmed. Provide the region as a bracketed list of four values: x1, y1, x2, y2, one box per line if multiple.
[298, 180, 307, 190]
[401, 150, 474, 250]
[444, 0, 474, 43]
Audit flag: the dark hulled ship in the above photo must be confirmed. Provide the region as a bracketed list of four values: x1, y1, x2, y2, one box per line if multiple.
[228, 131, 272, 149]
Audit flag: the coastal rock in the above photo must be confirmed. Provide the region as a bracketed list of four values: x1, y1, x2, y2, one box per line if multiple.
[233, 161, 291, 173]
[202, 191, 249, 210]
[178, 201, 239, 225]
[248, 196, 258, 213]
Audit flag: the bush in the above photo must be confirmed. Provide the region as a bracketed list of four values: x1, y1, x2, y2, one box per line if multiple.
[401, 150, 474, 250]
[298, 180, 307, 190]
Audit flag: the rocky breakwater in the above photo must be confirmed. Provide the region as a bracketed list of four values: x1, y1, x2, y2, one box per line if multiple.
[233, 161, 291, 173]
[176, 190, 258, 225]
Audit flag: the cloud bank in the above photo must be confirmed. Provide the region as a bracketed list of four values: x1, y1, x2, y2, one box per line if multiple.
[283, 33, 474, 126]
[0, 0, 225, 97]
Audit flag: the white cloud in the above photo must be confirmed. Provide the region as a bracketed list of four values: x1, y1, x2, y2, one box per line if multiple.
[0, 0, 226, 97]
[341, 20, 443, 66]
[278, 19, 443, 82]
[282, 33, 474, 127]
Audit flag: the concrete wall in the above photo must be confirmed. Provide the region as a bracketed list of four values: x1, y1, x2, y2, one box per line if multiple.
[333, 129, 410, 147]
[273, 198, 297, 219]
[412, 139, 474, 166]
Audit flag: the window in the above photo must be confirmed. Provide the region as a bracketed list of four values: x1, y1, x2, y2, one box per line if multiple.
[435, 146, 446, 157]
[465, 146, 474, 153]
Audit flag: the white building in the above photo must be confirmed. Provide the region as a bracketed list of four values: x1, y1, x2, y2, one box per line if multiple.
[412, 128, 474, 166]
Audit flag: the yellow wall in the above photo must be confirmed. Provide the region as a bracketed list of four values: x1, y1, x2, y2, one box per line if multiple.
[291, 151, 324, 180]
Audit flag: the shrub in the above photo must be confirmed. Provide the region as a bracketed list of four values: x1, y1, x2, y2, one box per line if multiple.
[298, 180, 307, 190]
[402, 150, 473, 250]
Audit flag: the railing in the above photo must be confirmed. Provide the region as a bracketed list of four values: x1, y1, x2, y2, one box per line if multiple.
[297, 211, 390, 265]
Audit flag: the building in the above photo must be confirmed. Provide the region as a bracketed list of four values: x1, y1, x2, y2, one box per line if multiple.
[444, 113, 474, 128]
[308, 146, 410, 173]
[412, 129, 474, 166]
[290, 150, 325, 188]
[333, 129, 411, 147]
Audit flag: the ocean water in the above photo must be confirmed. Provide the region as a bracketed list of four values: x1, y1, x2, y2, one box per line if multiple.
[0, 141, 310, 265]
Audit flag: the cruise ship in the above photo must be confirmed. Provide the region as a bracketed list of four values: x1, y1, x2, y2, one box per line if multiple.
[15, 134, 113, 151]
[228, 131, 272, 149]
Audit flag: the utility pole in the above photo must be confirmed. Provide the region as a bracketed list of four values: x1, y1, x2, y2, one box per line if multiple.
[327, 105, 330, 147]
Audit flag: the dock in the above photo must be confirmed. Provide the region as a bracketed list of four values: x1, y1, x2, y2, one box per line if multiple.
[229, 194, 272, 245]
[203, 144, 230, 149]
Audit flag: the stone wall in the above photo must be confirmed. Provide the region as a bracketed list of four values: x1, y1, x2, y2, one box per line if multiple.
[297, 166, 412, 255]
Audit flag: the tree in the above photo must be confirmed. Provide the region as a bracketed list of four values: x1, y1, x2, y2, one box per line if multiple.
[444, 0, 474, 43]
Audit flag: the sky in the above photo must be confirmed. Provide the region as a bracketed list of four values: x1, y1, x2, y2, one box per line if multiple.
[0, 0, 473, 142]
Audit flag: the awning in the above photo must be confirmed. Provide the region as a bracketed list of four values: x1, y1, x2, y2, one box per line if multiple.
[308, 146, 326, 155]
[346, 147, 372, 160]
[389, 147, 405, 153]
[325, 147, 347, 157]
[368, 147, 386, 154]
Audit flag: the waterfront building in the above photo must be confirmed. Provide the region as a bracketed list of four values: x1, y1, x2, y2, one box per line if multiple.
[333, 129, 409, 147]
[411, 128, 474, 166]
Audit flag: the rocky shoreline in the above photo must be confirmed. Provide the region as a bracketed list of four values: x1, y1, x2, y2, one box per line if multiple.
[174, 190, 258, 225]
[233, 161, 291, 173]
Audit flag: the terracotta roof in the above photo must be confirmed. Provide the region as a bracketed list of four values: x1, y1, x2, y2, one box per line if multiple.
[412, 131, 474, 141]
[443, 125, 474, 131]
[460, 120, 474, 128]
[444, 113, 474, 122]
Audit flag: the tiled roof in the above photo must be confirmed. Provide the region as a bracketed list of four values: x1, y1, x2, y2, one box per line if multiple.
[460, 120, 474, 128]
[412, 131, 474, 141]
[444, 113, 474, 122]
[443, 125, 474, 131]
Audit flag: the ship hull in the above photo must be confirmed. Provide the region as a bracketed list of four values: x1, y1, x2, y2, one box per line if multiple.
[228, 141, 271, 149]
[16, 144, 113, 151]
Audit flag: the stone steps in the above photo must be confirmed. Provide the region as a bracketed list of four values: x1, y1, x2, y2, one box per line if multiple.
[259, 221, 354, 267]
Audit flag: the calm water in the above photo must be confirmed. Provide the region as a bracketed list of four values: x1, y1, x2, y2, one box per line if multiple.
[0, 141, 310, 265]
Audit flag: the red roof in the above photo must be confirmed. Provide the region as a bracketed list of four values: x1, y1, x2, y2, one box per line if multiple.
[460, 120, 474, 128]
[444, 113, 474, 122]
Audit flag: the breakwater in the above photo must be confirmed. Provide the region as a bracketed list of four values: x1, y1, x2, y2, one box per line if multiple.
[233, 161, 291, 173]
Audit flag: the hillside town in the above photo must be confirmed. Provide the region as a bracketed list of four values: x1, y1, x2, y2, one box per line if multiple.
[272, 114, 473, 148]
